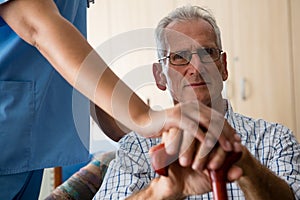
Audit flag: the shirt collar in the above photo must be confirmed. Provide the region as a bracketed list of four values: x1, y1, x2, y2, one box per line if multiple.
[224, 99, 236, 127]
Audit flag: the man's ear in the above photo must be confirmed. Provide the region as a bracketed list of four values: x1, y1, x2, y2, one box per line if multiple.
[220, 52, 228, 81]
[152, 63, 167, 91]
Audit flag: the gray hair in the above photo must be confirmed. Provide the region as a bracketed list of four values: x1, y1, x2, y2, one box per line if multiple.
[155, 5, 222, 59]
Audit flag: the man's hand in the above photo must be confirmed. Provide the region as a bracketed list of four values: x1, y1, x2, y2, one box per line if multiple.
[125, 157, 212, 200]
[151, 161, 212, 200]
[155, 101, 242, 170]
[149, 136, 243, 199]
[149, 102, 245, 199]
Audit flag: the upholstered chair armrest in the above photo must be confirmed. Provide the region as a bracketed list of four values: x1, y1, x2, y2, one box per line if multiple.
[45, 151, 115, 200]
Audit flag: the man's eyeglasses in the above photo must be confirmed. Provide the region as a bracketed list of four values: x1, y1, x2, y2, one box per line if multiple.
[159, 47, 223, 66]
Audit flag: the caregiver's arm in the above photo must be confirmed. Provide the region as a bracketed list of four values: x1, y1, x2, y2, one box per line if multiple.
[0, 0, 158, 134]
[0, 0, 239, 152]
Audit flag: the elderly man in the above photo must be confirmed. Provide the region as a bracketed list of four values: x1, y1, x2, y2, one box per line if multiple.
[94, 5, 300, 200]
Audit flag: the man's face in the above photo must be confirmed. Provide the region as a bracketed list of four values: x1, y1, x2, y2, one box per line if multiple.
[157, 19, 228, 106]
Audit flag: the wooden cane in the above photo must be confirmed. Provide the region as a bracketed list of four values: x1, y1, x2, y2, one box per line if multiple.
[209, 151, 242, 200]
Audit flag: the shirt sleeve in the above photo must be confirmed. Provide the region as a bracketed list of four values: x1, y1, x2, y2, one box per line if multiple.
[94, 132, 158, 200]
[0, 0, 10, 4]
[269, 125, 300, 199]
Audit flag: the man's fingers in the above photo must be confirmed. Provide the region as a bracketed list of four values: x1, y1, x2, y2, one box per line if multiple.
[191, 142, 208, 171]
[217, 123, 242, 152]
[227, 165, 243, 182]
[207, 146, 226, 170]
[178, 136, 196, 167]
[178, 115, 205, 143]
[191, 140, 225, 172]
[163, 128, 182, 156]
[179, 102, 238, 152]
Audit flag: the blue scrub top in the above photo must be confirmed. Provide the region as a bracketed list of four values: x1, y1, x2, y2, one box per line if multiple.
[0, 0, 90, 175]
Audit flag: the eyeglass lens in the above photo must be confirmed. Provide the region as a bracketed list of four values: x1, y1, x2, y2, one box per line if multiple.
[169, 48, 220, 65]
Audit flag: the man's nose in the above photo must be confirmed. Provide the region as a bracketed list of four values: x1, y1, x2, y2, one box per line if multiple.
[186, 53, 205, 74]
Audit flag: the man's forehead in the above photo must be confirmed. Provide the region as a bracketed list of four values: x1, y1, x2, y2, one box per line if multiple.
[162, 30, 198, 50]
[162, 23, 217, 51]
[163, 34, 216, 52]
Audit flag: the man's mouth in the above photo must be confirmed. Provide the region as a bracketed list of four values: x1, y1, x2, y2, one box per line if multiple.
[185, 82, 208, 88]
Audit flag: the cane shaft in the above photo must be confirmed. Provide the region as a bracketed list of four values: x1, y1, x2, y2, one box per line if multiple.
[209, 152, 242, 200]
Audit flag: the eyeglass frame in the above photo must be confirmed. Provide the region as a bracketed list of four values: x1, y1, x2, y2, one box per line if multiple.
[158, 47, 223, 66]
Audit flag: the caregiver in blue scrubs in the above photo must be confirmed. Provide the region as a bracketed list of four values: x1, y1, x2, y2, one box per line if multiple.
[0, 1, 90, 199]
[0, 0, 241, 199]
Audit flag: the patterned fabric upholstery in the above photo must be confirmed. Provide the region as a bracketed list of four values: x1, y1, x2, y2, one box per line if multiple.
[45, 151, 115, 200]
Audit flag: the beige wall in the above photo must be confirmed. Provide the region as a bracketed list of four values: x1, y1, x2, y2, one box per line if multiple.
[291, 0, 300, 139]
